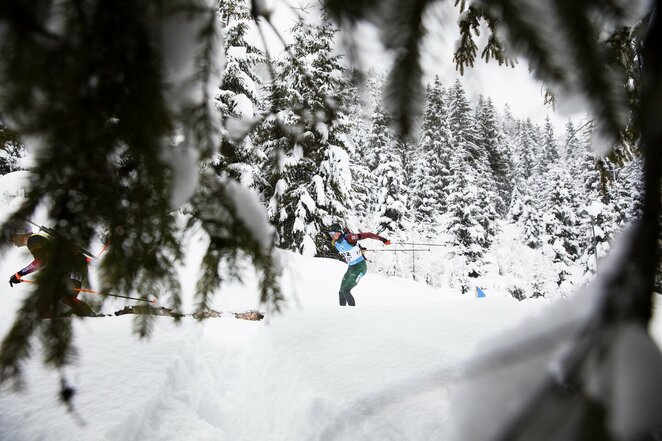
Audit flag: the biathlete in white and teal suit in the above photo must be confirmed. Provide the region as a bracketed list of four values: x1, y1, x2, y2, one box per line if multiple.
[327, 224, 390, 306]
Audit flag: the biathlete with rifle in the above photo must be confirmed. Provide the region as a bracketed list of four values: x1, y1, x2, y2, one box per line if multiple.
[7, 222, 96, 317]
[327, 224, 390, 306]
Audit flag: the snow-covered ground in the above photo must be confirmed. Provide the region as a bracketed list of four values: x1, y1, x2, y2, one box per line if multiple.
[1, 171, 661, 441]
[0, 249, 543, 441]
[2, 249, 661, 441]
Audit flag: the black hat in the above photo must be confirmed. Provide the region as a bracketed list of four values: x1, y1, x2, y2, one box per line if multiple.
[327, 223, 343, 234]
[3, 220, 32, 241]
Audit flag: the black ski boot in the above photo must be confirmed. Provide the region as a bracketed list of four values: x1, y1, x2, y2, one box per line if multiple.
[339, 292, 347, 306]
[346, 293, 355, 306]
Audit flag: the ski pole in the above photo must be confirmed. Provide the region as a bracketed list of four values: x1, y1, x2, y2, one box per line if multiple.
[94, 241, 111, 259]
[19, 279, 156, 303]
[392, 242, 446, 247]
[364, 248, 431, 252]
[74, 287, 157, 304]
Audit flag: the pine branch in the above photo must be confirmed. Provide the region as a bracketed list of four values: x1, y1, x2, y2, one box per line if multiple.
[381, 0, 430, 137]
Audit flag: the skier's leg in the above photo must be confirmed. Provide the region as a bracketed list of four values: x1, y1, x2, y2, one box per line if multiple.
[63, 278, 95, 317]
[338, 266, 355, 306]
[345, 292, 355, 306]
[342, 261, 367, 307]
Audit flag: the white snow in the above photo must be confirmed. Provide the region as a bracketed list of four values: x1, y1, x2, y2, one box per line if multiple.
[224, 178, 274, 250]
[0, 241, 547, 441]
[3, 230, 662, 440]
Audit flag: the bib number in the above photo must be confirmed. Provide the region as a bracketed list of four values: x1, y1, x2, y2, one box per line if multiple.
[341, 246, 362, 263]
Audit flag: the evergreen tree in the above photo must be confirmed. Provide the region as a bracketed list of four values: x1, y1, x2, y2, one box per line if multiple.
[258, 15, 354, 256]
[475, 96, 512, 215]
[370, 104, 407, 233]
[0, 1, 280, 397]
[445, 81, 500, 257]
[539, 116, 560, 171]
[0, 120, 25, 175]
[410, 77, 453, 227]
[444, 154, 488, 289]
[512, 118, 540, 183]
[501, 104, 518, 139]
[541, 167, 582, 277]
[448, 80, 483, 169]
[509, 181, 544, 249]
[346, 76, 375, 223]
[214, 0, 265, 187]
[609, 156, 644, 227]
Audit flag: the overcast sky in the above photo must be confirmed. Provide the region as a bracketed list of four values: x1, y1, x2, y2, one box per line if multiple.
[248, 0, 587, 134]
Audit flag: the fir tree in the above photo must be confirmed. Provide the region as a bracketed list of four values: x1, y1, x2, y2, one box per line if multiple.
[0, 120, 25, 175]
[370, 104, 407, 233]
[258, 15, 354, 257]
[541, 167, 582, 267]
[0, 1, 280, 398]
[475, 95, 512, 215]
[444, 154, 488, 287]
[346, 77, 375, 223]
[511, 181, 544, 249]
[410, 76, 453, 227]
[214, 0, 265, 188]
[512, 118, 540, 183]
[539, 116, 560, 171]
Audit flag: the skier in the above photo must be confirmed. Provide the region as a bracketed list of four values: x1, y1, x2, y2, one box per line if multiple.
[327, 223, 390, 306]
[7, 223, 96, 317]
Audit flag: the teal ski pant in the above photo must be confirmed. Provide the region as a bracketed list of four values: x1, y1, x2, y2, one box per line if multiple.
[339, 260, 367, 306]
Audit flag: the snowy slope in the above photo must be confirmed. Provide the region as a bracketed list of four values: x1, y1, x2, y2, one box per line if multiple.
[0, 234, 552, 441]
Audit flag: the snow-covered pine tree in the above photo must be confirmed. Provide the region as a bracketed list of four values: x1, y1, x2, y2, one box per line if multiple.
[0, 120, 25, 175]
[444, 153, 488, 291]
[501, 104, 518, 139]
[410, 76, 453, 228]
[447, 81, 500, 245]
[571, 124, 617, 275]
[609, 155, 644, 227]
[515, 182, 544, 249]
[560, 120, 583, 173]
[541, 166, 582, 286]
[370, 103, 408, 233]
[257, 15, 354, 257]
[347, 73, 376, 224]
[214, 0, 265, 188]
[512, 118, 541, 183]
[474, 95, 513, 216]
[539, 116, 560, 172]
[0, 1, 283, 396]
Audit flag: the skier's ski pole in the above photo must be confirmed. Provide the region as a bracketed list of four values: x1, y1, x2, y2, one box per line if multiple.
[94, 241, 111, 259]
[392, 242, 446, 247]
[19, 279, 156, 303]
[364, 248, 431, 252]
[74, 287, 156, 304]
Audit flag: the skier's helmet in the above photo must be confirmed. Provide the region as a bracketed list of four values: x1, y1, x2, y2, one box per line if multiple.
[3, 220, 32, 242]
[327, 223, 343, 238]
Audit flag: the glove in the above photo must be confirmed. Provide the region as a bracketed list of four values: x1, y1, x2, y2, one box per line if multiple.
[9, 273, 22, 287]
[382, 238, 391, 245]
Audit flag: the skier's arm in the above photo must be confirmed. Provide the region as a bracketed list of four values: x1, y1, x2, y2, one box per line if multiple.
[17, 258, 43, 277]
[347, 232, 391, 245]
[9, 259, 43, 287]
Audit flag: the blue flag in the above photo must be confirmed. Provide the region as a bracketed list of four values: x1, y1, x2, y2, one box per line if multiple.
[476, 287, 486, 298]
